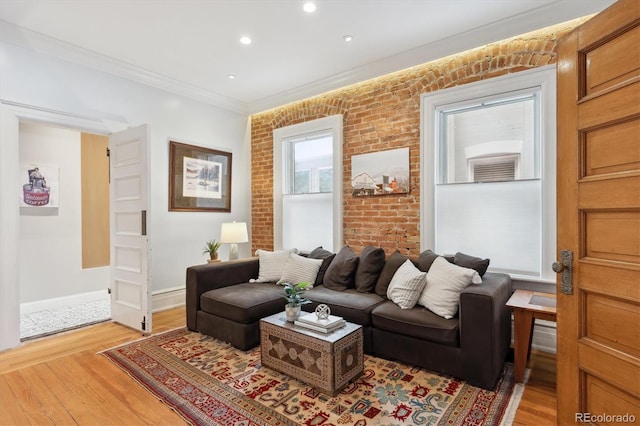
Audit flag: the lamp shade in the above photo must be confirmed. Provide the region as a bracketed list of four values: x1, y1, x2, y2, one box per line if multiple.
[220, 222, 248, 244]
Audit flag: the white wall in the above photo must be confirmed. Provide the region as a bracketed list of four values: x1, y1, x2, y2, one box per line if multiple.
[1, 41, 251, 300]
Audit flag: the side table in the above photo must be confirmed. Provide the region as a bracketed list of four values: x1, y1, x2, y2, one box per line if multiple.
[506, 289, 557, 383]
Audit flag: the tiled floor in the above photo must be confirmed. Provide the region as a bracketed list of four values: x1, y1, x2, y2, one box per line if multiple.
[20, 298, 111, 341]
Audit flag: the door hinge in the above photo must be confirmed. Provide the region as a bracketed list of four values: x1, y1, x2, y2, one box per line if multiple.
[141, 316, 146, 331]
[106, 147, 111, 183]
[107, 288, 111, 294]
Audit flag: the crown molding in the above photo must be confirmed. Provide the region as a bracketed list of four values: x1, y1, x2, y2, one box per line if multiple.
[0, 20, 249, 115]
[248, 0, 615, 114]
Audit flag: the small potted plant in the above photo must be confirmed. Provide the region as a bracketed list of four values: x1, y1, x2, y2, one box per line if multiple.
[202, 239, 222, 263]
[281, 281, 311, 322]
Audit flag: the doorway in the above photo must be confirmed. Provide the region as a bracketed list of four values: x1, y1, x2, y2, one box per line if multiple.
[18, 121, 111, 340]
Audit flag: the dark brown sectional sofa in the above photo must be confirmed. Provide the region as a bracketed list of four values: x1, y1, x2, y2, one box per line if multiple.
[186, 248, 512, 389]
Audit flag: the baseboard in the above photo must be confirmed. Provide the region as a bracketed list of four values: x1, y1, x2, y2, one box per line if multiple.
[20, 287, 185, 315]
[152, 286, 186, 313]
[511, 317, 557, 354]
[20, 289, 109, 314]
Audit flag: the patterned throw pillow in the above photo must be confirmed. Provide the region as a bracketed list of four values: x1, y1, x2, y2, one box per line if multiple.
[386, 259, 427, 309]
[418, 256, 482, 319]
[277, 253, 323, 287]
[254, 248, 297, 282]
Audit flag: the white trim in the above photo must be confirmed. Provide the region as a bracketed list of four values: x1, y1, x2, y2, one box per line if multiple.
[20, 290, 109, 315]
[420, 65, 557, 282]
[273, 115, 343, 252]
[151, 286, 186, 313]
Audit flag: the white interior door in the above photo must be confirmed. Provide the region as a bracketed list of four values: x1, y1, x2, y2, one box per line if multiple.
[109, 124, 151, 334]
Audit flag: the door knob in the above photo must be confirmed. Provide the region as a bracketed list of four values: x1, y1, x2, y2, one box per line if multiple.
[554, 249, 573, 295]
[552, 262, 565, 273]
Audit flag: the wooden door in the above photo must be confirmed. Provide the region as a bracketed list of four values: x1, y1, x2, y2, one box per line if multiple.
[556, 0, 640, 424]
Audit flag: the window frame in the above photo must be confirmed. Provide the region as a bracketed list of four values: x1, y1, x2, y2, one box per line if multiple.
[420, 65, 557, 283]
[273, 114, 343, 252]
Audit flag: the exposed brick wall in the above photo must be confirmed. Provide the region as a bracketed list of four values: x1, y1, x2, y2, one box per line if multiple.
[251, 19, 584, 256]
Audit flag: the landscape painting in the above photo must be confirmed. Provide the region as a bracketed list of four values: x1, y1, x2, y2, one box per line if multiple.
[182, 157, 222, 199]
[351, 147, 410, 196]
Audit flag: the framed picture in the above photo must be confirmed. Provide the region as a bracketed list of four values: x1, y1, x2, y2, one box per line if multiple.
[20, 163, 60, 208]
[351, 147, 410, 196]
[169, 141, 232, 212]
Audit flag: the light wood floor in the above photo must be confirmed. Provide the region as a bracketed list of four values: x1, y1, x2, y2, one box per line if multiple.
[1, 307, 557, 425]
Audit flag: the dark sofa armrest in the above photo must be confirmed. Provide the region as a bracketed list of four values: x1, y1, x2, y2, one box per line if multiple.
[186, 258, 259, 330]
[459, 272, 512, 389]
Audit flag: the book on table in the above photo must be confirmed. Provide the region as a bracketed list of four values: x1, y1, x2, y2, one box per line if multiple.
[294, 318, 346, 333]
[296, 312, 344, 328]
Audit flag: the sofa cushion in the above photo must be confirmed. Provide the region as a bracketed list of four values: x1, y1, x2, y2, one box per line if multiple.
[418, 256, 482, 319]
[304, 287, 385, 326]
[374, 251, 407, 297]
[415, 249, 439, 272]
[371, 301, 460, 347]
[200, 282, 284, 324]
[387, 259, 427, 309]
[254, 248, 297, 282]
[277, 252, 323, 286]
[308, 247, 336, 286]
[323, 246, 359, 291]
[453, 252, 490, 277]
[355, 245, 386, 293]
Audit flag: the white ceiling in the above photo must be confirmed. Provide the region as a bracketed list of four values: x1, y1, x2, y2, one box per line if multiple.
[0, 0, 615, 113]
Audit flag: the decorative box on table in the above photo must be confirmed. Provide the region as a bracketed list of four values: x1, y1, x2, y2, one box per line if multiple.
[259, 311, 364, 396]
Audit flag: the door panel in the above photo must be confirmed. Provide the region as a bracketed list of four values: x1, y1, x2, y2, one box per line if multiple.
[556, 0, 640, 423]
[109, 124, 151, 334]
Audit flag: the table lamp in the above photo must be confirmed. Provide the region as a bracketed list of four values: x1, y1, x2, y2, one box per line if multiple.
[220, 221, 248, 261]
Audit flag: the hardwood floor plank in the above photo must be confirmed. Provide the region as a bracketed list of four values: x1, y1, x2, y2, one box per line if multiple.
[3, 369, 58, 425]
[0, 375, 33, 426]
[13, 366, 77, 425]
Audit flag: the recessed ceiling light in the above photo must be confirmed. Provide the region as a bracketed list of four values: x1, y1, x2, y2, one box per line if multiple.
[343, 35, 353, 42]
[240, 36, 252, 45]
[303, 2, 316, 13]
[228, 74, 236, 79]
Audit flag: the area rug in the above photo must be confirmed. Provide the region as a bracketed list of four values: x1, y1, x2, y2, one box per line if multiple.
[102, 328, 519, 426]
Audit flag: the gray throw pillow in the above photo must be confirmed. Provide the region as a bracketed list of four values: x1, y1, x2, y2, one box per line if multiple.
[453, 252, 490, 277]
[354, 245, 385, 293]
[308, 247, 336, 286]
[323, 246, 359, 291]
[415, 249, 439, 272]
[374, 251, 408, 297]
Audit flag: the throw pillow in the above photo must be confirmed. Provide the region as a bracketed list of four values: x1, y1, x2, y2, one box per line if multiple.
[277, 253, 323, 286]
[418, 256, 482, 319]
[323, 246, 359, 291]
[386, 259, 427, 309]
[374, 251, 408, 297]
[415, 249, 439, 272]
[254, 248, 298, 282]
[354, 245, 386, 293]
[453, 252, 490, 277]
[308, 247, 336, 286]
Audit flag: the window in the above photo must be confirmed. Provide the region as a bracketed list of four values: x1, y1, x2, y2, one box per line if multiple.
[421, 66, 556, 281]
[273, 115, 343, 252]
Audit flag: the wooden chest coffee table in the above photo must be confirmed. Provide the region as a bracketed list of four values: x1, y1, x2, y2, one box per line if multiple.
[259, 312, 363, 396]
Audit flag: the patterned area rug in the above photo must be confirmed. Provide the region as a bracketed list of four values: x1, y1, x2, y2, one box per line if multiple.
[102, 328, 518, 426]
